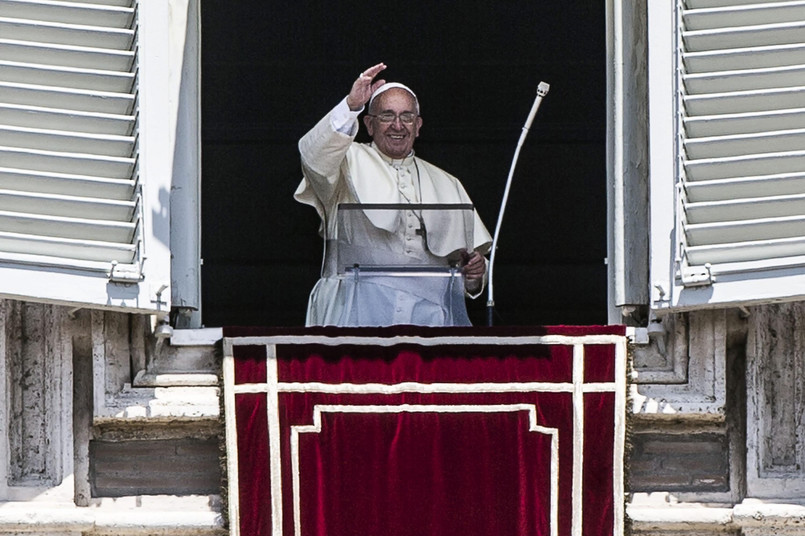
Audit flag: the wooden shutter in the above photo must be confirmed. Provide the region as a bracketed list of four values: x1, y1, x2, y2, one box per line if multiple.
[650, 0, 805, 310]
[0, 0, 173, 312]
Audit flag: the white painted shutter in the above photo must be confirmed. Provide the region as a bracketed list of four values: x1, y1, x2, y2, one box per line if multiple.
[0, 0, 172, 312]
[650, 0, 805, 310]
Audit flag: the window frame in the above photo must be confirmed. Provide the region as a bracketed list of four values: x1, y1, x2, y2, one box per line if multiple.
[647, 0, 805, 312]
[0, 0, 201, 316]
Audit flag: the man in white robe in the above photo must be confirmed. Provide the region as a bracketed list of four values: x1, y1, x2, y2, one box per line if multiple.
[295, 62, 492, 326]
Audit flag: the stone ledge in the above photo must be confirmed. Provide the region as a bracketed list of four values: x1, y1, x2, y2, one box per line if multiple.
[169, 328, 223, 347]
[629, 498, 805, 534]
[628, 504, 735, 532]
[734, 499, 805, 530]
[0, 496, 225, 535]
[97, 386, 220, 420]
[133, 371, 219, 387]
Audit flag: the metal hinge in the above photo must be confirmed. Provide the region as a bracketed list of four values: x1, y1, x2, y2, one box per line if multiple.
[108, 260, 144, 283]
[679, 263, 714, 287]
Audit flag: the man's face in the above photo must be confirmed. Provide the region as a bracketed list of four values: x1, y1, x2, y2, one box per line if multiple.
[363, 88, 422, 159]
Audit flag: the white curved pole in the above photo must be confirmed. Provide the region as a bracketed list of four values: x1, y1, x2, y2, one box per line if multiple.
[487, 82, 550, 326]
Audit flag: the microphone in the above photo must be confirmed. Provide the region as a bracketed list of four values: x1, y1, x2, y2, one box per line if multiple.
[487, 82, 550, 326]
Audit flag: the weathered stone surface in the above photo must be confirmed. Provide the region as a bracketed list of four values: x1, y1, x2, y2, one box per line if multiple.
[747, 302, 805, 498]
[632, 309, 730, 418]
[0, 497, 226, 534]
[5, 301, 66, 487]
[1, 299, 223, 534]
[90, 437, 221, 497]
[630, 432, 730, 492]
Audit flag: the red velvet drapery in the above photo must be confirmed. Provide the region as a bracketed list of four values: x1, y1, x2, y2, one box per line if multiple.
[224, 326, 626, 536]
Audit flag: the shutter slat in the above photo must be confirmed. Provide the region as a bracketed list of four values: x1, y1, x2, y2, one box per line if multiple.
[0, 125, 134, 157]
[0, 210, 134, 242]
[0, 103, 134, 135]
[0, 0, 135, 28]
[59, 0, 131, 6]
[684, 43, 805, 72]
[0, 39, 134, 71]
[686, 215, 805, 245]
[0, 167, 134, 200]
[684, 86, 805, 115]
[684, 21, 805, 51]
[685, 172, 805, 201]
[0, 82, 133, 114]
[687, 236, 805, 265]
[684, 64, 805, 94]
[684, 108, 805, 137]
[0, 146, 134, 178]
[685, 193, 805, 223]
[684, 128, 805, 159]
[686, 0, 789, 8]
[0, 230, 135, 263]
[683, 1, 805, 31]
[0, 189, 135, 220]
[0, 16, 134, 50]
[0, 250, 130, 272]
[685, 150, 805, 181]
[0, 60, 134, 92]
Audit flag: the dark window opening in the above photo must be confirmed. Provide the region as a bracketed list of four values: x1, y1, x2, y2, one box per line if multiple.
[201, 2, 607, 327]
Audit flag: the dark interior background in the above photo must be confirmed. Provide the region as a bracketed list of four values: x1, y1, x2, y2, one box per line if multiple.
[200, 2, 607, 327]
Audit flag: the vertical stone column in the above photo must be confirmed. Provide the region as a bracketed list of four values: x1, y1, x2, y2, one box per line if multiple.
[747, 301, 805, 497]
[0, 300, 7, 495]
[71, 308, 93, 506]
[90, 309, 133, 417]
[2, 300, 72, 497]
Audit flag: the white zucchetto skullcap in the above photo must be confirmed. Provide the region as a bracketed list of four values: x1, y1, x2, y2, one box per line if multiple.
[368, 82, 419, 114]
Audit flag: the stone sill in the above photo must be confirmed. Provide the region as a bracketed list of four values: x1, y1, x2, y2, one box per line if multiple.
[629, 498, 805, 533]
[628, 503, 735, 532]
[0, 495, 225, 535]
[133, 371, 219, 387]
[170, 328, 223, 347]
[97, 385, 220, 421]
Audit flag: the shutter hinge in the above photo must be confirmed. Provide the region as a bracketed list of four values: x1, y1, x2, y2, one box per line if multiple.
[108, 260, 144, 284]
[679, 263, 714, 287]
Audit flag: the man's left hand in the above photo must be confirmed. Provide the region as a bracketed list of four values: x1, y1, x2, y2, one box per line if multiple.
[463, 250, 486, 282]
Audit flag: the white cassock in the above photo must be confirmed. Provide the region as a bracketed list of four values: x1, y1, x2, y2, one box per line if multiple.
[295, 98, 492, 326]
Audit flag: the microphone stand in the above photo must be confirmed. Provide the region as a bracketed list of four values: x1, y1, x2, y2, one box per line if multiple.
[487, 82, 550, 326]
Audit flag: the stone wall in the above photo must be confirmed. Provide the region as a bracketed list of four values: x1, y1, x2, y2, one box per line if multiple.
[629, 302, 805, 535]
[6, 297, 805, 534]
[0, 299, 224, 535]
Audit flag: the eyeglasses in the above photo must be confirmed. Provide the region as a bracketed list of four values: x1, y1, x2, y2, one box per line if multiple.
[367, 112, 418, 124]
